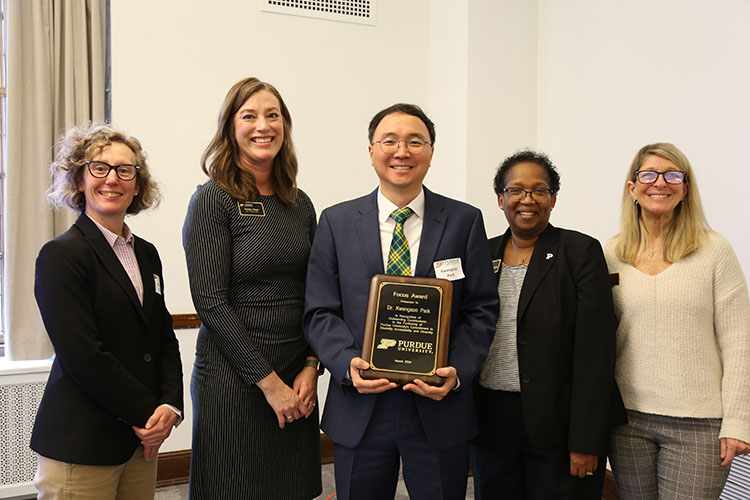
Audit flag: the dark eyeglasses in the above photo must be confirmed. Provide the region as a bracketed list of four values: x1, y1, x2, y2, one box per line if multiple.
[501, 187, 553, 202]
[85, 160, 139, 181]
[634, 170, 685, 185]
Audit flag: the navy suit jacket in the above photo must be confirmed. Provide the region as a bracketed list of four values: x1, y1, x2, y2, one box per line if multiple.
[486, 224, 625, 455]
[31, 213, 183, 465]
[303, 187, 498, 450]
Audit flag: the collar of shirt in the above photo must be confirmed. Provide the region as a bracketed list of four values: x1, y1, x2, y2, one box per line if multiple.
[377, 187, 425, 223]
[86, 213, 135, 249]
[377, 187, 425, 274]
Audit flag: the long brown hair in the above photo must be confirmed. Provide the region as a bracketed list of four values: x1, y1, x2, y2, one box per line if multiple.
[201, 77, 299, 205]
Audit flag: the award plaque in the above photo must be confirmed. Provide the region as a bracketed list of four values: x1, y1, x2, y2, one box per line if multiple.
[360, 274, 452, 386]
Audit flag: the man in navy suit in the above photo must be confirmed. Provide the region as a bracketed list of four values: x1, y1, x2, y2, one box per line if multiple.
[303, 103, 498, 500]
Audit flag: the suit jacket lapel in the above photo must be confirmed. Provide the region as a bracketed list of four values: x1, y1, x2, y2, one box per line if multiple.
[355, 189, 385, 277]
[415, 188, 446, 277]
[75, 214, 148, 326]
[517, 224, 559, 318]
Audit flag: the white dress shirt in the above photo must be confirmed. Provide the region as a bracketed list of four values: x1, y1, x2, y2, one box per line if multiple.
[377, 188, 425, 275]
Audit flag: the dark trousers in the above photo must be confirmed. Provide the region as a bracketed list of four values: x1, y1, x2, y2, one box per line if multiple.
[471, 387, 605, 500]
[333, 389, 469, 500]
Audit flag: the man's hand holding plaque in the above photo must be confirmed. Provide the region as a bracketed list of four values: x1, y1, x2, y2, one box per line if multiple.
[360, 274, 452, 387]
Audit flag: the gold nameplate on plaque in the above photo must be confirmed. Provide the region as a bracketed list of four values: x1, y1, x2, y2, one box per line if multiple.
[361, 274, 452, 386]
[237, 201, 266, 217]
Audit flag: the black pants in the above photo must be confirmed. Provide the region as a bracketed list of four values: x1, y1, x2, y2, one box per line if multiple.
[470, 387, 605, 500]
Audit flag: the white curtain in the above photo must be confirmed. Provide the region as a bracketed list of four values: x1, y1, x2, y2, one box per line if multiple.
[5, 0, 106, 360]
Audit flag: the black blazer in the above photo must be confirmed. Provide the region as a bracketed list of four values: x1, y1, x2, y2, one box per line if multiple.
[488, 224, 625, 455]
[31, 213, 183, 465]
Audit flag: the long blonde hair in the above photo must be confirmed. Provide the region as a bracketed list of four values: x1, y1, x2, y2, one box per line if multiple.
[614, 142, 710, 265]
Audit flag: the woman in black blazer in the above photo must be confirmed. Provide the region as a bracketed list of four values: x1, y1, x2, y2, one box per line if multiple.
[31, 124, 183, 499]
[470, 150, 625, 500]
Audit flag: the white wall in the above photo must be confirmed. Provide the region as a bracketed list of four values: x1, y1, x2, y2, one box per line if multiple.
[109, 0, 750, 451]
[536, 0, 750, 277]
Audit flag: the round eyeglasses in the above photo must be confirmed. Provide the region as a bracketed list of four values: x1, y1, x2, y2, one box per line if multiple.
[85, 160, 140, 181]
[373, 138, 431, 154]
[502, 187, 553, 202]
[634, 170, 685, 185]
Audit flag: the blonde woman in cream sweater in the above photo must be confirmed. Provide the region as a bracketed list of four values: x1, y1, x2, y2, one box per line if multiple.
[604, 142, 750, 499]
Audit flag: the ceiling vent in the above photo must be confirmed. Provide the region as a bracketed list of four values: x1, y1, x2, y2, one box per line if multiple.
[261, 0, 376, 26]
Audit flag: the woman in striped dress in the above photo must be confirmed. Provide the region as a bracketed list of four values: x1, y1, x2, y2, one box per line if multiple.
[183, 77, 322, 499]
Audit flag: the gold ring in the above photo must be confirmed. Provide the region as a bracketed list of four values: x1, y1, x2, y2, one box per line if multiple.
[585, 471, 594, 476]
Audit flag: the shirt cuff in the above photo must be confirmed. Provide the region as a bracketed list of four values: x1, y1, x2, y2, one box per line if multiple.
[160, 403, 183, 427]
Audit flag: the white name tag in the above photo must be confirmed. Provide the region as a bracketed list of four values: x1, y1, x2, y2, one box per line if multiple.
[433, 257, 465, 281]
[154, 274, 162, 295]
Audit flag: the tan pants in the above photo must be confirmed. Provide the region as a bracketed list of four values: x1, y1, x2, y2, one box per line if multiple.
[34, 446, 158, 500]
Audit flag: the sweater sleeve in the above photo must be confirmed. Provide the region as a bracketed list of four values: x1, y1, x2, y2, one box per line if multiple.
[712, 234, 750, 442]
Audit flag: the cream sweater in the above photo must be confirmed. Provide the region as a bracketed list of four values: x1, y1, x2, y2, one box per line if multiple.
[604, 232, 750, 442]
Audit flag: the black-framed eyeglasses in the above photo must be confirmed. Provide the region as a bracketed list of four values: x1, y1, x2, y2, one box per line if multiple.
[634, 170, 685, 185]
[85, 160, 140, 181]
[373, 138, 431, 154]
[502, 187, 553, 202]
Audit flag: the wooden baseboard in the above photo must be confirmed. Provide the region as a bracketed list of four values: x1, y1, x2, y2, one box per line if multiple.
[155, 449, 191, 487]
[321, 432, 334, 465]
[157, 434, 620, 499]
[602, 470, 619, 500]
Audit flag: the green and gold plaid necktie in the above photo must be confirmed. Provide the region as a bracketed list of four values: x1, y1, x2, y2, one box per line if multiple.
[386, 207, 414, 276]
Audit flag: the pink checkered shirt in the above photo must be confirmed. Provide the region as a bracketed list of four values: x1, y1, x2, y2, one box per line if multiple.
[88, 215, 143, 305]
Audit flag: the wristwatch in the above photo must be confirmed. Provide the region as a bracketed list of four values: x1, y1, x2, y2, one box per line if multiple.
[304, 358, 324, 375]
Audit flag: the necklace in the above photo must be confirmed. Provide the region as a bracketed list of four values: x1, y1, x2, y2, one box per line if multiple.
[646, 247, 662, 258]
[510, 239, 534, 266]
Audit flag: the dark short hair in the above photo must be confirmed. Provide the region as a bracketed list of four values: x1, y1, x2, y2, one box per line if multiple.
[493, 149, 560, 195]
[368, 103, 436, 145]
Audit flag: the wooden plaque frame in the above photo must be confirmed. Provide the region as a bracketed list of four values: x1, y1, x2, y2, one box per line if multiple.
[360, 274, 452, 386]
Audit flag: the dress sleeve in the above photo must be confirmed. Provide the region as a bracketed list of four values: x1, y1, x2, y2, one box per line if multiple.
[712, 236, 750, 442]
[182, 185, 274, 385]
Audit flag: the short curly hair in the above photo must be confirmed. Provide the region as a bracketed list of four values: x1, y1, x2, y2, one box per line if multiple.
[46, 123, 160, 214]
[493, 149, 561, 195]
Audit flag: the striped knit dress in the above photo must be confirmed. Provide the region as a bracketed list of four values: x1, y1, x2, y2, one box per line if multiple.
[183, 181, 321, 499]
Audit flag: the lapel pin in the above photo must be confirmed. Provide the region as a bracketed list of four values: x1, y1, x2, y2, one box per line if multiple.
[546, 253, 554, 260]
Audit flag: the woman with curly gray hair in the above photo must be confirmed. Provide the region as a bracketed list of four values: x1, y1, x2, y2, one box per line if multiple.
[31, 123, 183, 500]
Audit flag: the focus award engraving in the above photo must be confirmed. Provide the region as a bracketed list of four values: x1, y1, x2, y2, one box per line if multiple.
[361, 274, 452, 386]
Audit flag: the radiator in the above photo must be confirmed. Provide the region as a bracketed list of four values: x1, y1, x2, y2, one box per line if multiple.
[0, 360, 51, 500]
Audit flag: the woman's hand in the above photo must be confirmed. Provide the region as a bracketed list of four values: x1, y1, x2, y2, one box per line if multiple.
[293, 359, 319, 419]
[569, 451, 598, 478]
[721, 437, 750, 466]
[132, 405, 177, 447]
[257, 371, 308, 429]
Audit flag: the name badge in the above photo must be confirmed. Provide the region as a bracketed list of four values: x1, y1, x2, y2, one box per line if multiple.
[237, 201, 266, 217]
[433, 257, 465, 281]
[153, 274, 162, 295]
[492, 259, 502, 273]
